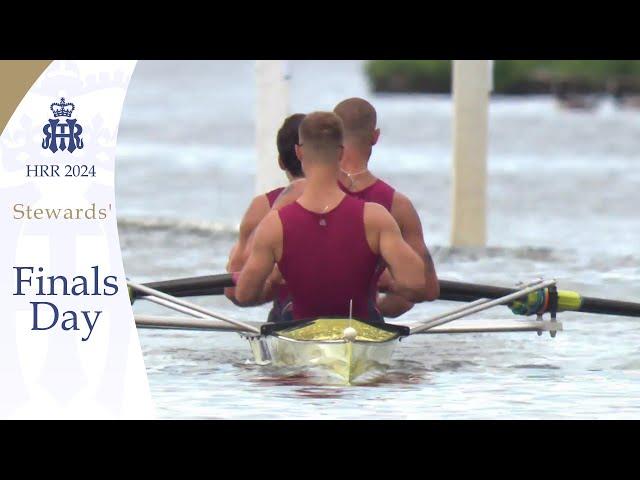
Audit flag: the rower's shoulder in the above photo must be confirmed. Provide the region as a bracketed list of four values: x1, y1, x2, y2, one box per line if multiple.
[390, 190, 413, 208]
[391, 190, 419, 217]
[272, 179, 307, 210]
[364, 201, 396, 227]
[375, 177, 396, 192]
[247, 193, 271, 216]
[239, 194, 271, 236]
[253, 209, 283, 244]
[390, 190, 423, 234]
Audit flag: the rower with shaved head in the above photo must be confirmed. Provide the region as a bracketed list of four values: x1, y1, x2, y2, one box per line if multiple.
[233, 112, 428, 321]
[272, 98, 439, 317]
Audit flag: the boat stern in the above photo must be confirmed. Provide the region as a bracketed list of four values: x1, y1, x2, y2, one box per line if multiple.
[243, 318, 409, 384]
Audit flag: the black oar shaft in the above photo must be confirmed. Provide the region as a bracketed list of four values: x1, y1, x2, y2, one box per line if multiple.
[161, 287, 226, 297]
[140, 274, 233, 298]
[439, 280, 640, 317]
[438, 280, 516, 302]
[136, 275, 640, 318]
[579, 296, 640, 317]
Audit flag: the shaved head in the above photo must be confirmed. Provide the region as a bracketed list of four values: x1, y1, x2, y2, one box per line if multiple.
[334, 98, 377, 144]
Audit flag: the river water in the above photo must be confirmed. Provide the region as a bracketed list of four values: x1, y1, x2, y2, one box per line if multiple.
[116, 60, 640, 419]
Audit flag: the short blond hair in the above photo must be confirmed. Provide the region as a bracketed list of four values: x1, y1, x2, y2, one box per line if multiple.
[299, 111, 344, 156]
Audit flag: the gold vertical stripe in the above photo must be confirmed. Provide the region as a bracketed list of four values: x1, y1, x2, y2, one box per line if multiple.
[0, 60, 52, 136]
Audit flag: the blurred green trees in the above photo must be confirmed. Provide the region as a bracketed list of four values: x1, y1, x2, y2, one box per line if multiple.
[365, 61, 640, 94]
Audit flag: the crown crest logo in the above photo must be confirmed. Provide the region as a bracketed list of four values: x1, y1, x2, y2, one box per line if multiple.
[50, 97, 75, 117]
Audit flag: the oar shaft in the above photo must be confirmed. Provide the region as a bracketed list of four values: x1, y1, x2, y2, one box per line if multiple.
[140, 276, 509, 300]
[141, 277, 533, 302]
[142, 274, 233, 297]
[438, 280, 516, 302]
[579, 296, 640, 317]
[411, 279, 556, 334]
[153, 287, 226, 298]
[439, 280, 640, 317]
[127, 281, 260, 333]
[134, 275, 640, 318]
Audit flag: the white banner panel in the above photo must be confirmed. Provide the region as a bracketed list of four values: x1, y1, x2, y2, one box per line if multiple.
[0, 60, 154, 419]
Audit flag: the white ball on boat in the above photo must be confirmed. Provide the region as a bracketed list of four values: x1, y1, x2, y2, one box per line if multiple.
[343, 327, 357, 341]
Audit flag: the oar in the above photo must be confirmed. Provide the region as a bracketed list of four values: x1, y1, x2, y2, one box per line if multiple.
[142, 273, 233, 297]
[127, 281, 260, 334]
[128, 274, 232, 302]
[132, 274, 640, 318]
[411, 279, 557, 334]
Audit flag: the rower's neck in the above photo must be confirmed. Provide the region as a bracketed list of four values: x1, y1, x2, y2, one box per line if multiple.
[339, 146, 377, 191]
[298, 166, 344, 212]
[288, 174, 303, 184]
[340, 145, 370, 173]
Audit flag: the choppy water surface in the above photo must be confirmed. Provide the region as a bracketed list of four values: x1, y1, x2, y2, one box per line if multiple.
[117, 61, 640, 419]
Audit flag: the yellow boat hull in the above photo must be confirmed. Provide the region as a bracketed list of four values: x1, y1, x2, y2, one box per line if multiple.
[243, 318, 407, 385]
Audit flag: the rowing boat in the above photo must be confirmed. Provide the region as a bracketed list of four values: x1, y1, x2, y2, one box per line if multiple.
[128, 276, 640, 385]
[240, 318, 409, 384]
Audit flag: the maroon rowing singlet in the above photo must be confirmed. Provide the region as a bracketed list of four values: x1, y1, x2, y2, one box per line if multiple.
[339, 178, 395, 212]
[277, 195, 381, 321]
[340, 178, 396, 286]
[265, 187, 285, 208]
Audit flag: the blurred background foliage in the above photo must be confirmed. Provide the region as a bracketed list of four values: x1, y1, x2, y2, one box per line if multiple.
[365, 60, 640, 94]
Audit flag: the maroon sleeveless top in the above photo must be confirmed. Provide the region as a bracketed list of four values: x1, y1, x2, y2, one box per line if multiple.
[277, 195, 381, 321]
[339, 178, 397, 309]
[265, 187, 285, 208]
[339, 179, 395, 212]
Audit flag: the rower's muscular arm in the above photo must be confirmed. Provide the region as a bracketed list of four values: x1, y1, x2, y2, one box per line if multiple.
[234, 211, 283, 306]
[238, 179, 306, 266]
[365, 203, 426, 303]
[390, 192, 439, 301]
[226, 195, 271, 274]
[225, 195, 270, 304]
[376, 273, 415, 318]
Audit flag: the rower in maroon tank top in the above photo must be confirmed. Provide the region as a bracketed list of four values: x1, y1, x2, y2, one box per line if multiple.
[338, 178, 395, 212]
[277, 194, 380, 320]
[233, 112, 428, 322]
[226, 113, 306, 322]
[333, 98, 439, 318]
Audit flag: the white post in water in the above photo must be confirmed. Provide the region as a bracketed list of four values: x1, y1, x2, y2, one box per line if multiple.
[255, 60, 290, 195]
[451, 60, 492, 247]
